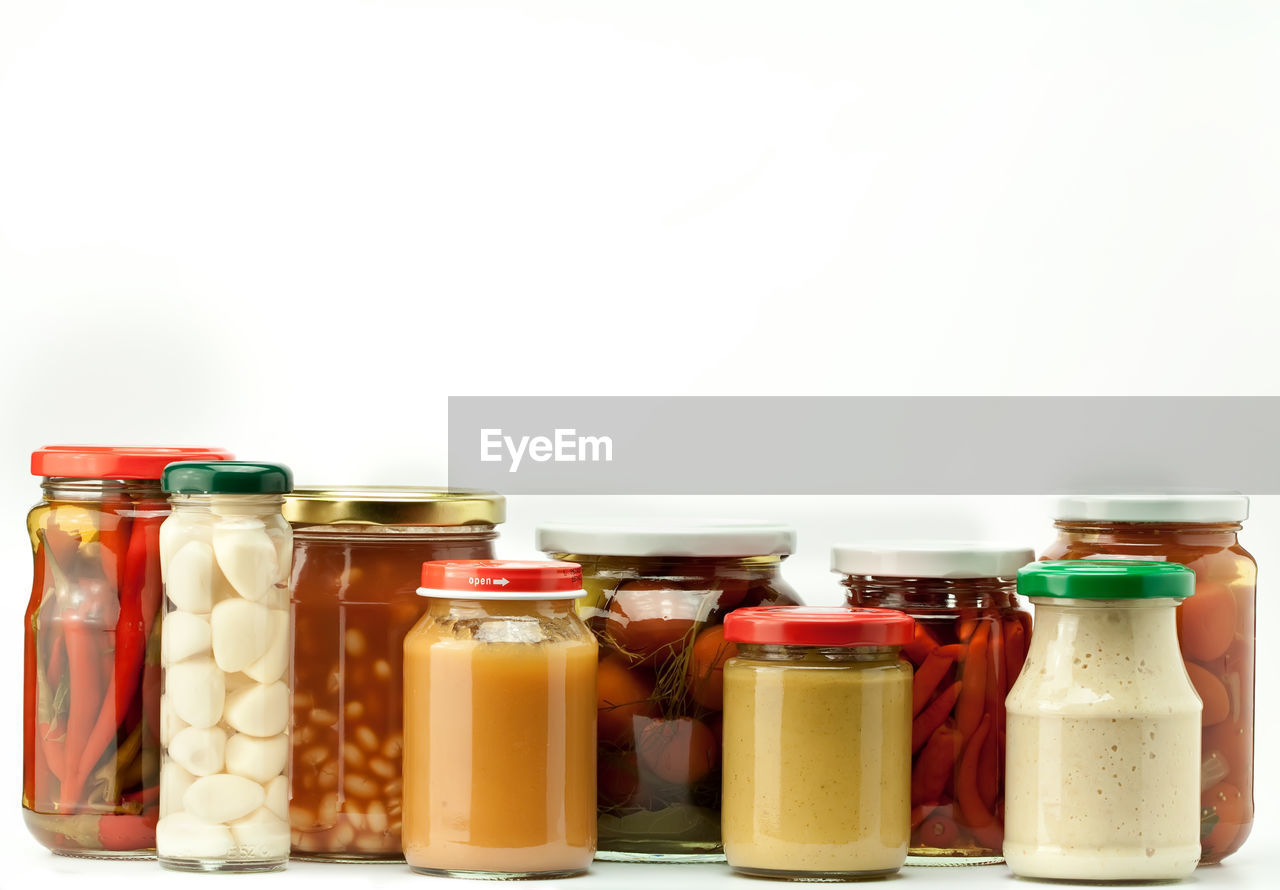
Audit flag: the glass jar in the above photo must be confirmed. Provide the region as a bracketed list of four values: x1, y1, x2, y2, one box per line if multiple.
[536, 521, 799, 862]
[1043, 495, 1255, 863]
[1005, 561, 1201, 882]
[282, 487, 504, 860]
[22, 445, 231, 858]
[835, 542, 1034, 864]
[402, 560, 597, 879]
[720, 606, 914, 880]
[157, 461, 294, 873]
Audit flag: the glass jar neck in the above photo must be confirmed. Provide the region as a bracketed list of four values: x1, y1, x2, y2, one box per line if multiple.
[842, 574, 1019, 610]
[425, 596, 578, 620]
[170, 493, 285, 510]
[292, 523, 498, 543]
[737, 642, 899, 664]
[41, 477, 164, 501]
[1053, 519, 1240, 547]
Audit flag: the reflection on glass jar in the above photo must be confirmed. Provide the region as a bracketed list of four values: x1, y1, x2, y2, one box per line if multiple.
[1043, 494, 1256, 864]
[23, 445, 232, 859]
[835, 542, 1035, 865]
[283, 487, 503, 860]
[537, 521, 798, 862]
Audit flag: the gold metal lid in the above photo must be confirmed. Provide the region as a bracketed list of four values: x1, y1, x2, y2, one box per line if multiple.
[283, 486, 505, 527]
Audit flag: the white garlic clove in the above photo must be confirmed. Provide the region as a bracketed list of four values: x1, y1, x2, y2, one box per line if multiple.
[160, 758, 196, 819]
[224, 670, 257, 692]
[166, 541, 215, 613]
[243, 610, 289, 684]
[230, 807, 290, 858]
[210, 599, 272, 672]
[161, 611, 212, 665]
[166, 657, 225, 729]
[183, 773, 266, 824]
[225, 733, 289, 784]
[223, 681, 289, 737]
[159, 516, 211, 585]
[157, 813, 235, 859]
[212, 519, 277, 602]
[263, 774, 289, 822]
[265, 524, 293, 586]
[160, 694, 190, 747]
[168, 725, 227, 777]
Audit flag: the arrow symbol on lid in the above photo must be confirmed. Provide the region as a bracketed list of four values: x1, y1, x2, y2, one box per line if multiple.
[492, 578, 510, 587]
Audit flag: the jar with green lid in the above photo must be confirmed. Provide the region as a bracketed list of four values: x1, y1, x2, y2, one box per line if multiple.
[536, 521, 799, 862]
[283, 487, 505, 860]
[157, 461, 295, 873]
[1005, 560, 1201, 882]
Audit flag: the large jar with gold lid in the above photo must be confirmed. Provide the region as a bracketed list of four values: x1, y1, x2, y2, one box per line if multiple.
[282, 487, 505, 861]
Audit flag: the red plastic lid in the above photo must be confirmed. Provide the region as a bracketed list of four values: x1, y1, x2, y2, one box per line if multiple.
[31, 445, 234, 480]
[723, 606, 915, 647]
[419, 559, 583, 599]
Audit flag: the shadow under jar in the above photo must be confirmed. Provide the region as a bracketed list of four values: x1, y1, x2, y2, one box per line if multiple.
[536, 521, 799, 862]
[1042, 494, 1256, 864]
[835, 542, 1035, 865]
[283, 487, 504, 861]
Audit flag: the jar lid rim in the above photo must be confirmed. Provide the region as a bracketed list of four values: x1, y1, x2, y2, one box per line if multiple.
[536, 520, 794, 557]
[832, 541, 1035, 579]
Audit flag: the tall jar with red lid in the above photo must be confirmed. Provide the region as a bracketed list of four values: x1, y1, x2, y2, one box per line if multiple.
[536, 521, 799, 862]
[22, 445, 232, 857]
[283, 487, 504, 860]
[1042, 494, 1256, 864]
[834, 542, 1034, 865]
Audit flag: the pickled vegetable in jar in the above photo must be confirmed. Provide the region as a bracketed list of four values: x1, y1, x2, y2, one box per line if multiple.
[283, 487, 503, 861]
[834, 542, 1034, 864]
[1005, 561, 1201, 882]
[22, 445, 232, 858]
[1044, 495, 1254, 864]
[402, 560, 597, 879]
[721, 606, 914, 880]
[157, 461, 294, 873]
[536, 521, 799, 862]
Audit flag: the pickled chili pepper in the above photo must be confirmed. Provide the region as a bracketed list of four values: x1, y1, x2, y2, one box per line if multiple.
[980, 620, 1005, 809]
[111, 511, 162, 729]
[918, 812, 959, 849]
[912, 681, 961, 752]
[903, 622, 941, 663]
[60, 603, 101, 808]
[956, 713, 995, 830]
[911, 643, 962, 715]
[911, 724, 963, 807]
[1004, 616, 1026, 686]
[955, 622, 988, 739]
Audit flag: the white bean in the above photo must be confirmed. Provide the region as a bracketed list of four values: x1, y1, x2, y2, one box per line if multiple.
[225, 733, 288, 784]
[166, 657, 225, 729]
[210, 599, 272, 672]
[168, 726, 226, 777]
[184, 774, 265, 824]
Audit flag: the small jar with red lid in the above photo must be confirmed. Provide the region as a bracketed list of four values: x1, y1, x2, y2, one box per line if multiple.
[720, 606, 915, 880]
[22, 445, 232, 857]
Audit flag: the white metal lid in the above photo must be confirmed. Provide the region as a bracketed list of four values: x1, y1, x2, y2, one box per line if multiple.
[831, 541, 1035, 579]
[535, 520, 795, 558]
[1054, 494, 1249, 523]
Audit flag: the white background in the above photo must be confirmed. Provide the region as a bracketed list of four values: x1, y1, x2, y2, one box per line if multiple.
[1, 1, 1277, 887]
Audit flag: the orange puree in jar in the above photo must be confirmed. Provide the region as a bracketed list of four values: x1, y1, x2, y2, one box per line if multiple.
[402, 560, 597, 879]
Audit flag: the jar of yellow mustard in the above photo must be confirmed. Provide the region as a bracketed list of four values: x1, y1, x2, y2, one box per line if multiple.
[720, 606, 915, 880]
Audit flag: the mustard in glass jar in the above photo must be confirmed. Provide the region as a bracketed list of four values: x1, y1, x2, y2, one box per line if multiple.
[720, 606, 914, 880]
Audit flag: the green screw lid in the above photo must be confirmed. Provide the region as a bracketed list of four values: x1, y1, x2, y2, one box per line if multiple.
[1017, 560, 1195, 600]
[163, 461, 293, 495]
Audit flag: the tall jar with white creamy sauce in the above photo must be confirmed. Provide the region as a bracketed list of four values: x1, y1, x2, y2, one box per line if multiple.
[1005, 560, 1201, 881]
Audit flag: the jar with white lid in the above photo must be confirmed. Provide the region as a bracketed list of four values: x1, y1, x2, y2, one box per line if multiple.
[1042, 494, 1254, 863]
[157, 462, 294, 873]
[1005, 560, 1201, 882]
[536, 521, 799, 861]
[834, 542, 1034, 864]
